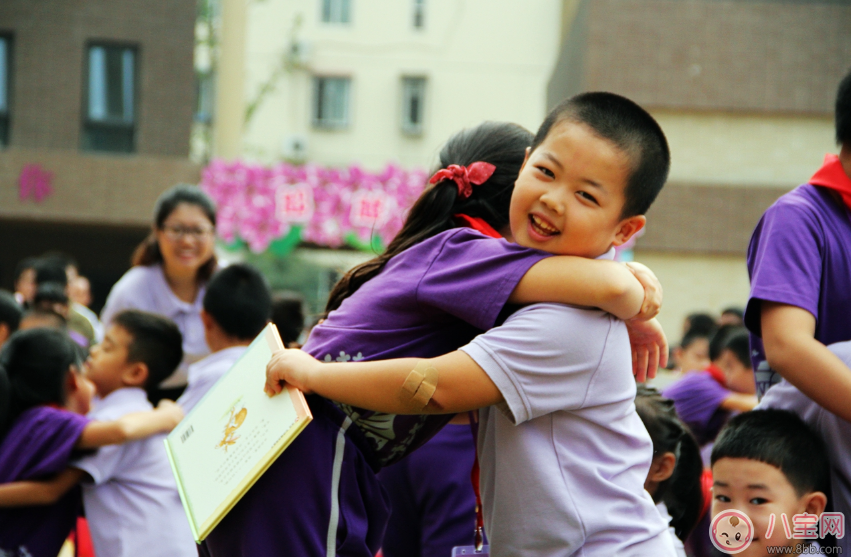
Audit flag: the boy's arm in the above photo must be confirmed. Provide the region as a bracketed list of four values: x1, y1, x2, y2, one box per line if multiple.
[509, 257, 659, 321]
[761, 302, 851, 422]
[265, 348, 501, 414]
[75, 400, 184, 449]
[0, 468, 85, 506]
[719, 393, 758, 412]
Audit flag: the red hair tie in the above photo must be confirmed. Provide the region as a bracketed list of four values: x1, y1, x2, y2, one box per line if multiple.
[428, 162, 497, 199]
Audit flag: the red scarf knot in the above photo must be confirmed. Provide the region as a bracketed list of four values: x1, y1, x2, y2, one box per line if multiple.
[428, 162, 496, 199]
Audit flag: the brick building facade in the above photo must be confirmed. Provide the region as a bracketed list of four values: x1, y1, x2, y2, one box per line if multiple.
[0, 0, 199, 308]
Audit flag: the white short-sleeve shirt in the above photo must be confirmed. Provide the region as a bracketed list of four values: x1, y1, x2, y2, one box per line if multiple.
[71, 388, 196, 557]
[461, 303, 675, 557]
[177, 346, 248, 413]
[100, 265, 209, 388]
[757, 340, 851, 556]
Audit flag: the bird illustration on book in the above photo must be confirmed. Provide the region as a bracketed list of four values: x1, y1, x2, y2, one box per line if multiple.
[217, 404, 248, 452]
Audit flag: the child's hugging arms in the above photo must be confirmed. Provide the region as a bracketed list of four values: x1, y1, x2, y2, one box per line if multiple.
[508, 257, 667, 381]
[265, 348, 500, 415]
[76, 399, 184, 449]
[0, 401, 183, 507]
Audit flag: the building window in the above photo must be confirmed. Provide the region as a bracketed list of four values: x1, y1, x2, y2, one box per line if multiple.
[0, 36, 10, 147]
[401, 77, 425, 135]
[313, 77, 350, 129]
[321, 0, 351, 24]
[83, 44, 136, 153]
[412, 0, 425, 29]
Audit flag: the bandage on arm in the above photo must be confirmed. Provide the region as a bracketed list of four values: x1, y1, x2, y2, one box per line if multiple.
[305, 351, 502, 414]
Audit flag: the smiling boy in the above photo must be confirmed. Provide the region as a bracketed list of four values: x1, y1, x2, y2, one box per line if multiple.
[266, 93, 676, 556]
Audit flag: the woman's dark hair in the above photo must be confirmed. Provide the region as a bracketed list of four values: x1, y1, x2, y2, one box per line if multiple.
[0, 328, 80, 437]
[635, 385, 704, 542]
[325, 121, 533, 313]
[131, 184, 218, 283]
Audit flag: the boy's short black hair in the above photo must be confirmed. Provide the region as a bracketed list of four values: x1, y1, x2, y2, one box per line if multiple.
[112, 310, 183, 391]
[271, 293, 305, 346]
[685, 312, 718, 338]
[836, 67, 851, 145]
[203, 264, 272, 340]
[34, 282, 69, 307]
[721, 329, 751, 369]
[709, 324, 740, 362]
[711, 410, 830, 497]
[681, 328, 713, 351]
[531, 92, 670, 218]
[33, 257, 68, 287]
[0, 291, 22, 331]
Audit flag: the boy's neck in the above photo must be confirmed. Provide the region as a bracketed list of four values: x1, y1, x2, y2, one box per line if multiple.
[205, 326, 252, 353]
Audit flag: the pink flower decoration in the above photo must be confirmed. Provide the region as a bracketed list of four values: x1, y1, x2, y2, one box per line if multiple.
[19, 164, 54, 203]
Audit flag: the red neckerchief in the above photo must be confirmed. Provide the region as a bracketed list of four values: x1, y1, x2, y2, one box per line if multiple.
[455, 213, 497, 552]
[454, 214, 501, 239]
[810, 154, 851, 211]
[705, 363, 726, 387]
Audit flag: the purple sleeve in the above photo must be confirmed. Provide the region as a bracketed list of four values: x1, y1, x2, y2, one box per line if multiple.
[663, 373, 730, 437]
[416, 231, 550, 330]
[744, 199, 823, 337]
[0, 407, 90, 482]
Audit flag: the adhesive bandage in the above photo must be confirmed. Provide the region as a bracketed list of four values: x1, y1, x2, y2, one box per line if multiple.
[398, 360, 439, 411]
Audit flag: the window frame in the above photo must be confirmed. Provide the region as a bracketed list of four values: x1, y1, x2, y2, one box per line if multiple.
[82, 41, 138, 153]
[320, 0, 352, 24]
[412, 0, 426, 30]
[0, 33, 12, 148]
[312, 76, 351, 130]
[401, 76, 426, 136]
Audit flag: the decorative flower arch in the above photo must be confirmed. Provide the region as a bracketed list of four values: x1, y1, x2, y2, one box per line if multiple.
[201, 160, 427, 254]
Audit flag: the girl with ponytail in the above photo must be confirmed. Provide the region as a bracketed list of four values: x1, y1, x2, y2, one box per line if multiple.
[635, 385, 705, 555]
[204, 120, 665, 556]
[0, 329, 182, 557]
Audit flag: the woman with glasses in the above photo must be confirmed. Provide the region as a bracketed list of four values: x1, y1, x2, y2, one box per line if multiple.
[100, 184, 218, 401]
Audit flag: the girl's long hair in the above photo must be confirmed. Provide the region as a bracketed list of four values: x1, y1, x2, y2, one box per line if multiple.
[0, 328, 80, 438]
[325, 121, 533, 313]
[131, 184, 218, 283]
[635, 385, 704, 542]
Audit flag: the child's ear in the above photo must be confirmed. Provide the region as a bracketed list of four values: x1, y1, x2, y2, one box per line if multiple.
[803, 491, 828, 516]
[648, 452, 677, 484]
[612, 215, 646, 247]
[122, 362, 150, 389]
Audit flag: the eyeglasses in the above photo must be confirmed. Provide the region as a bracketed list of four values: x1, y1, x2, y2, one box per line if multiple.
[160, 224, 215, 241]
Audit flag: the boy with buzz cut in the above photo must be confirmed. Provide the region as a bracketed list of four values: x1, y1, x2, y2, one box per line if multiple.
[711, 410, 830, 557]
[72, 310, 196, 557]
[178, 263, 273, 412]
[266, 93, 677, 555]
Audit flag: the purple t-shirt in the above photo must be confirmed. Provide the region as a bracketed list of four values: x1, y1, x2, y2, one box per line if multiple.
[662, 371, 731, 447]
[303, 228, 549, 465]
[0, 406, 89, 557]
[745, 184, 851, 397]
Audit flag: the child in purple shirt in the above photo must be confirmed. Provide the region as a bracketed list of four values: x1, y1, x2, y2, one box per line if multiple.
[0, 328, 183, 557]
[205, 118, 666, 556]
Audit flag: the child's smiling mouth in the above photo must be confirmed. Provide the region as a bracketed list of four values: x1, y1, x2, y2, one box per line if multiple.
[529, 214, 559, 237]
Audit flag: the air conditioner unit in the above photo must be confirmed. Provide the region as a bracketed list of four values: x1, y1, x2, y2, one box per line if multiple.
[282, 134, 309, 163]
[289, 40, 311, 68]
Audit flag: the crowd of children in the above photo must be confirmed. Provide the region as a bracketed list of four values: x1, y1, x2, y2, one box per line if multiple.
[0, 69, 848, 557]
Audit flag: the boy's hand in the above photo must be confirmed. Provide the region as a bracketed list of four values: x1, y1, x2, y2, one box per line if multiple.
[625, 318, 668, 382]
[625, 262, 662, 320]
[265, 348, 319, 397]
[155, 399, 184, 429]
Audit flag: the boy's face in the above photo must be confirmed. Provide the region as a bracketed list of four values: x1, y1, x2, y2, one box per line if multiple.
[509, 120, 644, 258]
[712, 457, 824, 556]
[84, 324, 143, 397]
[720, 349, 756, 394]
[675, 337, 710, 373]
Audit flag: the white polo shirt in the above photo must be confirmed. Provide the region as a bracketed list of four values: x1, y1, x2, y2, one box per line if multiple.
[177, 346, 248, 412]
[72, 388, 196, 557]
[461, 303, 675, 557]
